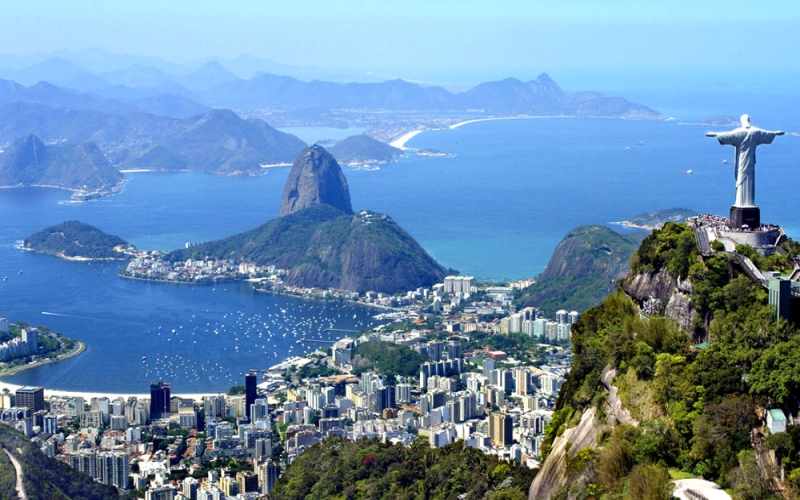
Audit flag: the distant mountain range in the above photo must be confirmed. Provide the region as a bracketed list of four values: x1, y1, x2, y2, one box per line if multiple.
[0, 53, 663, 195]
[0, 104, 307, 175]
[0, 54, 662, 119]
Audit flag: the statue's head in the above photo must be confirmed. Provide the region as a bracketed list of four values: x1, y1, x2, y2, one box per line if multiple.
[741, 114, 751, 128]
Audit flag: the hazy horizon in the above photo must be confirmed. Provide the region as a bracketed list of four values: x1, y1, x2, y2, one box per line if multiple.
[2, 1, 800, 91]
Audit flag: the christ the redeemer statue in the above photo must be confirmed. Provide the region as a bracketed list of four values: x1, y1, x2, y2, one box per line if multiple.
[706, 114, 784, 208]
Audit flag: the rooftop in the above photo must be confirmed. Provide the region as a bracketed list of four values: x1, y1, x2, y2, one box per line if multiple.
[770, 408, 787, 421]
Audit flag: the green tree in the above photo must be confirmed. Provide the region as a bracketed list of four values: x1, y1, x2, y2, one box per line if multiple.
[750, 337, 800, 409]
[626, 464, 672, 500]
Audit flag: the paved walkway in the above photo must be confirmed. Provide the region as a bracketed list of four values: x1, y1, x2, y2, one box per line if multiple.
[3, 448, 26, 500]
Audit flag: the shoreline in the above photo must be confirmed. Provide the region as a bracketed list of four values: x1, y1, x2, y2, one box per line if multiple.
[0, 341, 87, 379]
[19, 246, 130, 262]
[448, 115, 567, 130]
[389, 115, 575, 150]
[0, 339, 220, 401]
[617, 221, 658, 230]
[389, 129, 424, 150]
[260, 163, 292, 169]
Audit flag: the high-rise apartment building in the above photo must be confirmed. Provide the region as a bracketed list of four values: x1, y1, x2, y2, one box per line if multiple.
[15, 386, 44, 412]
[149, 381, 171, 420]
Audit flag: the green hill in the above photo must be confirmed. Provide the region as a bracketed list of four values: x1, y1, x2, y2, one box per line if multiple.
[0, 424, 120, 500]
[24, 220, 132, 260]
[516, 225, 643, 315]
[0, 135, 124, 194]
[128, 109, 307, 175]
[271, 436, 536, 500]
[327, 134, 404, 165]
[166, 203, 446, 294]
[529, 222, 800, 500]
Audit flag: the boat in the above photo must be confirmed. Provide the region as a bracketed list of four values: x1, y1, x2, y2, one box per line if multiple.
[722, 159, 729, 164]
[2, 277, 7, 281]
[683, 169, 693, 175]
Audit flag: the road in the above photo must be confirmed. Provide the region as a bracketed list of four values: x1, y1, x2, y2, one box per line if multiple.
[3, 447, 26, 500]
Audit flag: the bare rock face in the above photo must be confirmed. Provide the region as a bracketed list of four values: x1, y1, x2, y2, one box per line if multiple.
[279, 145, 353, 217]
[528, 407, 601, 500]
[622, 268, 697, 330]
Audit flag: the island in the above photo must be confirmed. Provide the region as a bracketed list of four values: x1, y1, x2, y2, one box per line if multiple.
[619, 207, 697, 230]
[23, 221, 135, 261]
[699, 115, 739, 127]
[416, 148, 454, 158]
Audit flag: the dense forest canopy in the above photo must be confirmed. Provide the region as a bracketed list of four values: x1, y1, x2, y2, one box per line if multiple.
[544, 222, 800, 499]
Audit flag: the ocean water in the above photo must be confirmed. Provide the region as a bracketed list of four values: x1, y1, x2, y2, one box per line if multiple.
[1, 88, 799, 393]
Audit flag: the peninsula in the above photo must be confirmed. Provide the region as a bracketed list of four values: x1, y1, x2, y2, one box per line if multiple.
[122, 146, 446, 294]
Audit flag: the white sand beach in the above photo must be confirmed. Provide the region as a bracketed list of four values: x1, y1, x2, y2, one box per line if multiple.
[259, 163, 292, 169]
[0, 380, 216, 402]
[448, 115, 554, 130]
[389, 129, 424, 150]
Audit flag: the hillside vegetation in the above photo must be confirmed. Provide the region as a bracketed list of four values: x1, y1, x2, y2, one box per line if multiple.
[271, 436, 537, 500]
[539, 222, 800, 499]
[0, 424, 119, 500]
[167, 204, 446, 294]
[0, 135, 124, 192]
[327, 135, 404, 164]
[516, 225, 643, 315]
[24, 220, 131, 260]
[351, 341, 428, 382]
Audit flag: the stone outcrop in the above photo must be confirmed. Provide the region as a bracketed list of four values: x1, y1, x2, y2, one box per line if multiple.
[529, 365, 639, 500]
[528, 407, 601, 500]
[279, 145, 353, 216]
[622, 268, 696, 330]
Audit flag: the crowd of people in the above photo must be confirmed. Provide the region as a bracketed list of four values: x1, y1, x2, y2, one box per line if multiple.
[692, 214, 779, 233]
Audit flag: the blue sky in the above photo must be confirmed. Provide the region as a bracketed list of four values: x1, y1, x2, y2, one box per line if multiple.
[2, 0, 800, 87]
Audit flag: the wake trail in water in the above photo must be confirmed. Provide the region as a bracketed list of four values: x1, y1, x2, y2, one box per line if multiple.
[41, 311, 146, 325]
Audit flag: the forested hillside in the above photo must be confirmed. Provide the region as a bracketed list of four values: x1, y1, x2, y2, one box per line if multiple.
[271, 436, 537, 500]
[0, 424, 119, 500]
[533, 222, 800, 499]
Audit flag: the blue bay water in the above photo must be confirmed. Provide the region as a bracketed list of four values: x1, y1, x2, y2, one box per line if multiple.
[1, 89, 799, 393]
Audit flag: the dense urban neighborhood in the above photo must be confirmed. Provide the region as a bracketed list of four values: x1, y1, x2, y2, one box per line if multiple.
[0, 276, 576, 499]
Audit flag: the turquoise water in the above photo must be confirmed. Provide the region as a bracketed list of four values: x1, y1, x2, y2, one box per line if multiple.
[1, 89, 799, 392]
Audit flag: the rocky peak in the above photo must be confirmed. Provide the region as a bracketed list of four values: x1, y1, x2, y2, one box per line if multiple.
[279, 145, 353, 217]
[1, 135, 47, 168]
[530, 73, 566, 102]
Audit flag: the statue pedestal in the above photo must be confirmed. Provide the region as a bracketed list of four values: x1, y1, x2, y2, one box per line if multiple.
[730, 206, 760, 229]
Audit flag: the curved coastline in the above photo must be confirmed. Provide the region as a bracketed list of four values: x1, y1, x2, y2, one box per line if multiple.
[389, 115, 573, 149]
[0, 339, 214, 401]
[0, 341, 89, 396]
